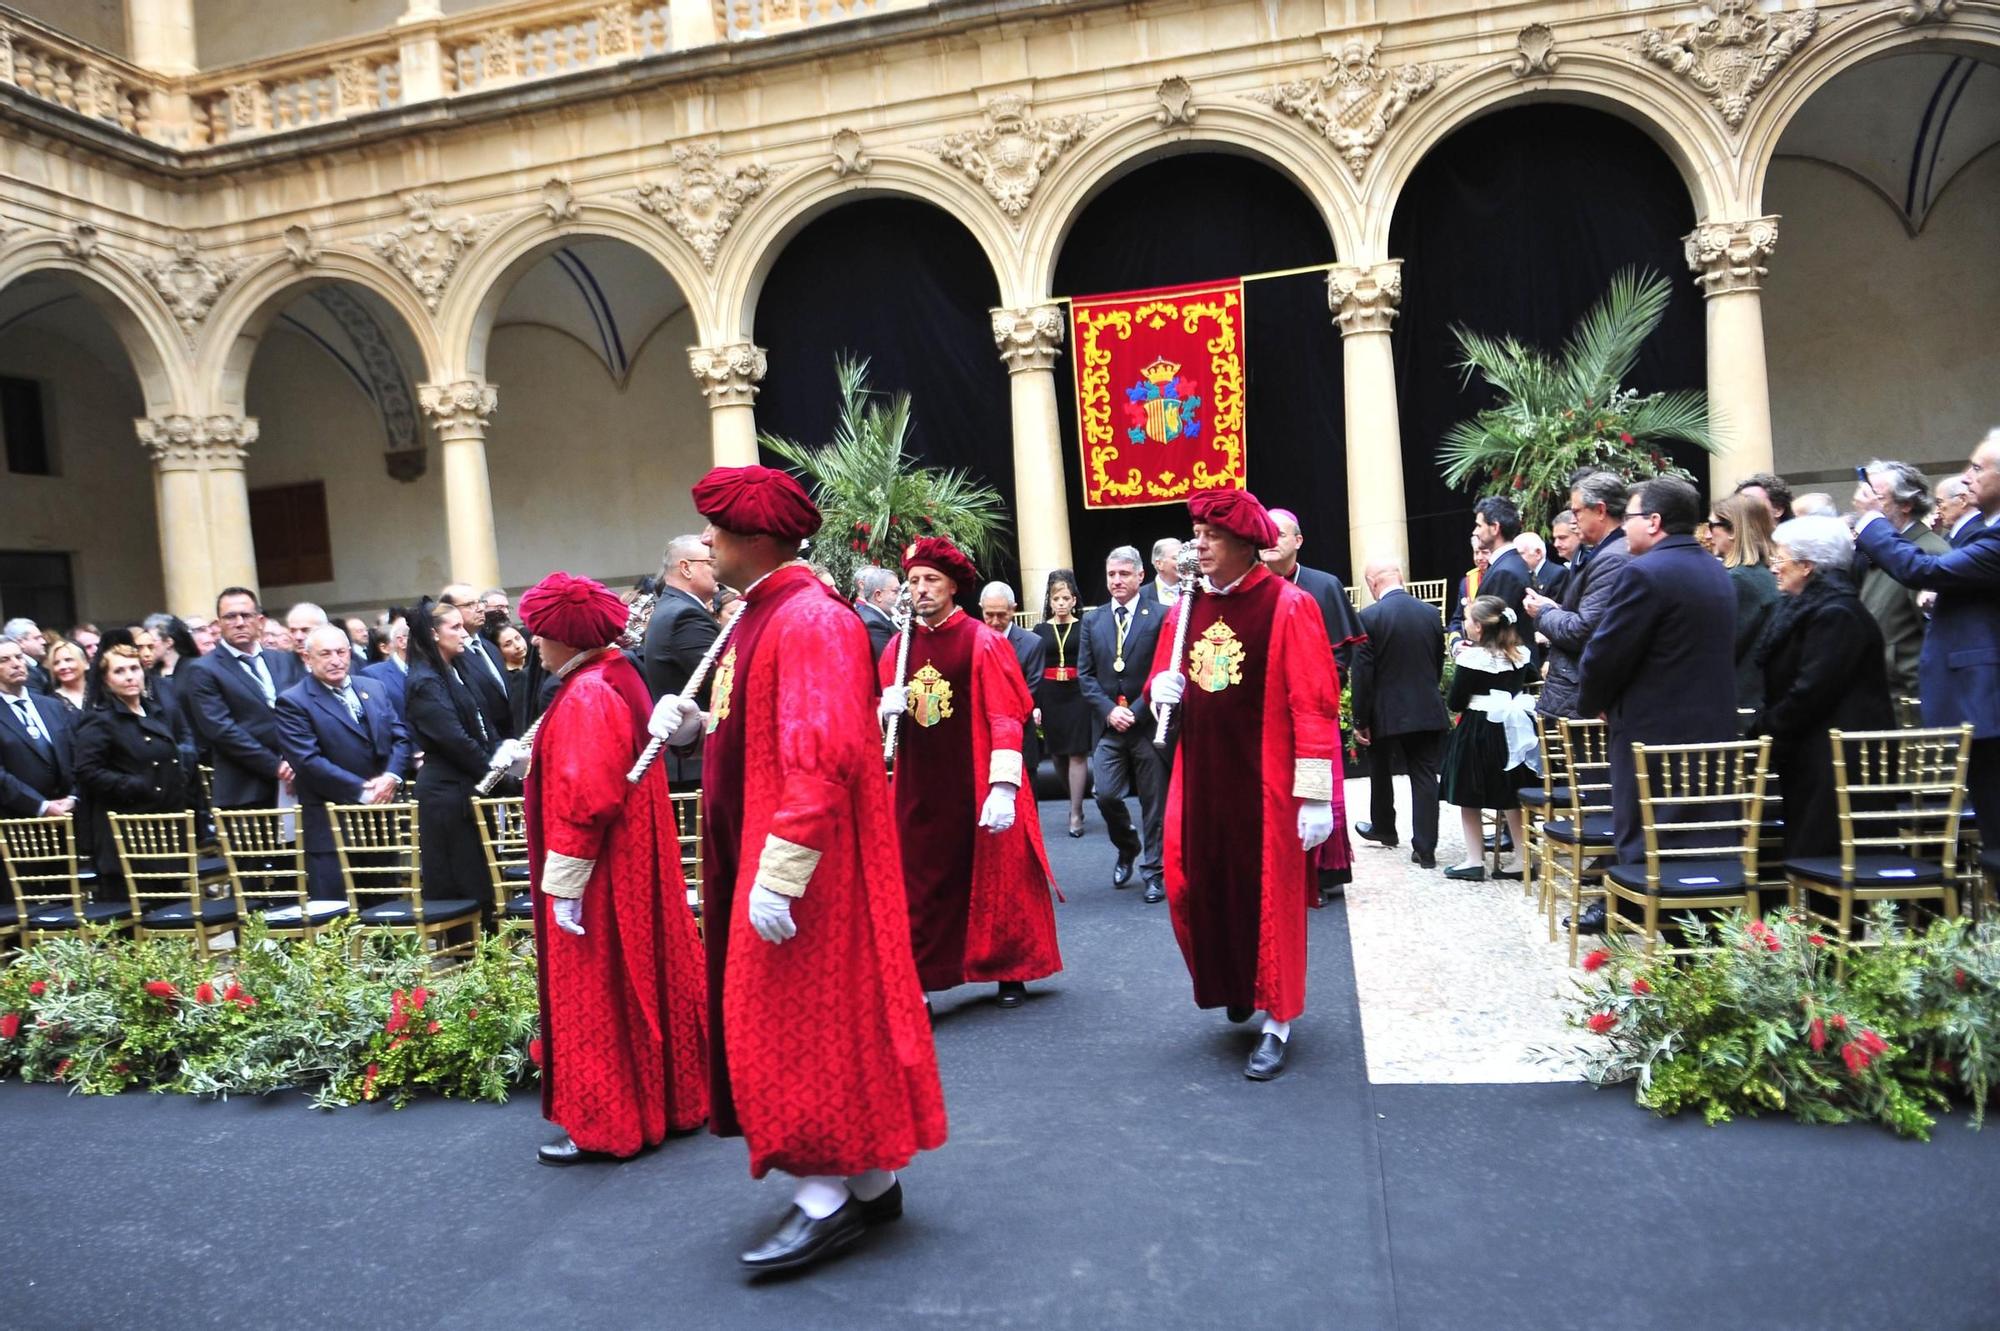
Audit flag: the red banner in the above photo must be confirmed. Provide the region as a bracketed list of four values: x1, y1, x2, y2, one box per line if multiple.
[1070, 278, 1246, 509]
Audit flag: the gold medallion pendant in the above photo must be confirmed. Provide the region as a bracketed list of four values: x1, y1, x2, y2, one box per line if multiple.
[704, 645, 737, 734]
[1113, 656, 1125, 673]
[908, 662, 955, 728]
[1187, 619, 1246, 693]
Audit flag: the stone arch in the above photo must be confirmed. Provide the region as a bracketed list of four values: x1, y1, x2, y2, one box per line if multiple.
[1365, 51, 1733, 255]
[1020, 104, 1357, 299]
[1738, 6, 2000, 213]
[0, 235, 192, 415]
[444, 201, 715, 380]
[713, 154, 1017, 343]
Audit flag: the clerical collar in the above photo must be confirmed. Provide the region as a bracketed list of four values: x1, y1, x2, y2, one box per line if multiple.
[556, 646, 613, 680]
[742, 559, 810, 600]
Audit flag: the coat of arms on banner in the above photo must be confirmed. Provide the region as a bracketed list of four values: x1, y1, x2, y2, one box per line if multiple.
[1123, 358, 1203, 446]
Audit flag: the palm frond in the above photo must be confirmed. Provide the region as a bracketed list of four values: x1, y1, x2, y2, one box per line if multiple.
[1622, 390, 1715, 451]
[1558, 268, 1673, 404]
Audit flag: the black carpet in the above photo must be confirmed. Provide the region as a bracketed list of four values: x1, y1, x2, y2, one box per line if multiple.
[1, 801, 1994, 1330]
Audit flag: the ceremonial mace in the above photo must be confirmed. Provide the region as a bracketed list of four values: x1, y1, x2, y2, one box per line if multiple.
[1151, 544, 1203, 751]
[626, 610, 740, 785]
[882, 582, 916, 770]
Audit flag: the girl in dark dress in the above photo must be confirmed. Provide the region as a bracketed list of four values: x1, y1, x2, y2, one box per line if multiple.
[1032, 570, 1093, 836]
[1440, 596, 1536, 881]
[405, 597, 501, 905]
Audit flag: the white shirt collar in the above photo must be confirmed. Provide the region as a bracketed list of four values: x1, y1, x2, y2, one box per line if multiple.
[1204, 569, 1252, 595]
[222, 641, 262, 663]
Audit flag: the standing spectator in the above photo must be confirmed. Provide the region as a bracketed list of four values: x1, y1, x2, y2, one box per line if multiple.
[853, 566, 901, 663]
[0, 635, 76, 823]
[1439, 597, 1535, 880]
[45, 640, 89, 711]
[1517, 532, 1567, 600]
[181, 588, 304, 809]
[439, 583, 515, 740]
[260, 619, 293, 653]
[2, 620, 52, 695]
[341, 616, 376, 663]
[980, 581, 1046, 792]
[478, 588, 511, 628]
[1078, 546, 1169, 901]
[360, 612, 411, 721]
[1933, 475, 1976, 541]
[1351, 560, 1451, 870]
[1148, 537, 1185, 609]
[1734, 471, 1796, 525]
[1447, 538, 1490, 640]
[1792, 493, 1838, 519]
[72, 643, 194, 887]
[1525, 470, 1631, 720]
[496, 623, 532, 732]
[1550, 510, 1582, 572]
[405, 596, 504, 903]
[640, 535, 722, 790]
[1033, 570, 1094, 838]
[184, 615, 218, 656]
[1857, 459, 1950, 702]
[68, 623, 101, 661]
[1747, 517, 1892, 858]
[1578, 477, 1741, 872]
[1706, 492, 1780, 712]
[284, 603, 328, 657]
[1472, 496, 1533, 628]
[1850, 429, 2000, 836]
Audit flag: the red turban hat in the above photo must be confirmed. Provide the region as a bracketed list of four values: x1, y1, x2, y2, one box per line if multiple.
[518, 572, 627, 649]
[1189, 488, 1280, 549]
[691, 465, 821, 541]
[901, 536, 978, 590]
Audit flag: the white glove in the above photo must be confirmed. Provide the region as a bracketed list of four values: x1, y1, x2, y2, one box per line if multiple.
[551, 896, 585, 936]
[486, 738, 516, 770]
[877, 685, 909, 722]
[648, 694, 703, 745]
[1298, 801, 1334, 853]
[748, 885, 797, 944]
[494, 739, 530, 778]
[1151, 670, 1186, 707]
[978, 782, 1017, 833]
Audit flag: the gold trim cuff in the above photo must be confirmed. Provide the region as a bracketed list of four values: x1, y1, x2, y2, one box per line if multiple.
[988, 749, 1024, 788]
[541, 851, 594, 900]
[756, 834, 821, 898]
[1293, 758, 1334, 802]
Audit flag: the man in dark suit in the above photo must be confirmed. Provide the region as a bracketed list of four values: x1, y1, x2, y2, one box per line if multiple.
[1527, 470, 1631, 720]
[1857, 460, 1951, 700]
[1519, 532, 1568, 602]
[1262, 509, 1367, 681]
[0, 636, 76, 827]
[275, 625, 413, 897]
[181, 587, 305, 809]
[1579, 477, 1741, 872]
[1, 620, 54, 696]
[1078, 545, 1169, 900]
[854, 566, 901, 664]
[981, 581, 1047, 787]
[440, 582, 514, 740]
[1350, 561, 1450, 869]
[640, 535, 722, 788]
[359, 613, 410, 721]
[1475, 496, 1533, 658]
[1851, 430, 2000, 834]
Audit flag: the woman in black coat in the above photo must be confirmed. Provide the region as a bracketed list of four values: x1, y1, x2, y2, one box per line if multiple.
[404, 597, 501, 905]
[1748, 517, 1894, 859]
[71, 643, 194, 889]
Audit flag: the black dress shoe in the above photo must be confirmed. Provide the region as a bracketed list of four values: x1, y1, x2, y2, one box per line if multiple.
[1225, 1004, 1254, 1024]
[1411, 849, 1437, 870]
[537, 1134, 624, 1167]
[1142, 878, 1165, 904]
[857, 1180, 903, 1225]
[1067, 820, 1085, 838]
[740, 1199, 868, 1273]
[1355, 822, 1399, 848]
[1245, 1033, 1288, 1081]
[1566, 901, 1608, 935]
[995, 981, 1026, 1008]
[1112, 852, 1137, 889]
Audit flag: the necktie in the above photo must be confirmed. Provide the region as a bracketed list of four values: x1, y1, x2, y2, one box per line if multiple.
[9, 696, 48, 751]
[240, 651, 275, 705]
[337, 684, 362, 724]
[1115, 605, 1128, 632]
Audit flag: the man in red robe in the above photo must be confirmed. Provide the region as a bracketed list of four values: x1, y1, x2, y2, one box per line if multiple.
[878, 537, 1061, 1010]
[514, 571, 708, 1165]
[1146, 489, 1343, 1081]
[647, 465, 946, 1274]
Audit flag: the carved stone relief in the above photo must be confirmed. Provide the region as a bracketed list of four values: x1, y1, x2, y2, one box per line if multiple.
[687, 342, 767, 407]
[369, 191, 489, 311]
[630, 145, 771, 269]
[1251, 42, 1449, 181]
[137, 231, 243, 339]
[1326, 262, 1403, 336]
[830, 128, 872, 179]
[1637, 0, 1816, 129]
[1512, 24, 1559, 78]
[1684, 216, 1779, 296]
[1155, 76, 1197, 127]
[990, 305, 1063, 373]
[135, 414, 260, 469]
[922, 95, 1096, 218]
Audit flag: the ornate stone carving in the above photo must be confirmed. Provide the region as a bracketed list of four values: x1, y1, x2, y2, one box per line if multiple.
[630, 145, 770, 269]
[596, 3, 634, 54]
[1326, 261, 1403, 336]
[1513, 24, 1559, 77]
[922, 95, 1096, 218]
[59, 221, 99, 261]
[830, 128, 872, 178]
[1898, 0, 1959, 23]
[418, 378, 499, 435]
[135, 414, 259, 469]
[138, 232, 243, 339]
[481, 28, 520, 80]
[1638, 0, 1816, 129]
[541, 175, 579, 222]
[333, 58, 375, 112]
[369, 191, 488, 311]
[1684, 216, 1779, 296]
[1155, 76, 1197, 127]
[1251, 42, 1448, 181]
[282, 223, 321, 268]
[687, 343, 767, 408]
[991, 305, 1064, 373]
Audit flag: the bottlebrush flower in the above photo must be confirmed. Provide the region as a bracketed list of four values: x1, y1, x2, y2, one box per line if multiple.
[144, 981, 177, 1000]
[362, 1064, 379, 1100]
[195, 982, 216, 1004]
[0, 1013, 18, 1039]
[1587, 1012, 1617, 1034]
[1809, 1017, 1826, 1053]
[1618, 432, 1634, 445]
[28, 981, 45, 998]
[1631, 978, 1651, 995]
[1857, 1029, 1888, 1057]
[1583, 949, 1611, 972]
[411, 987, 429, 1011]
[427, 1020, 441, 1035]
[1955, 969, 1968, 989]
[529, 1037, 544, 1067]
[1831, 1014, 1847, 1031]
[1842, 1042, 1872, 1075]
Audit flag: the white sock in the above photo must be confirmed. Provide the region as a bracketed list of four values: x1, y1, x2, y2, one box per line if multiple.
[847, 1168, 896, 1202]
[792, 1176, 850, 1219]
[1260, 1016, 1291, 1042]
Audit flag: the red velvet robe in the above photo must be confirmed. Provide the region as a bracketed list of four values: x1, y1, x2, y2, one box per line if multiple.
[880, 610, 1061, 992]
[702, 565, 946, 1178]
[1146, 565, 1342, 1023]
[525, 650, 708, 1156]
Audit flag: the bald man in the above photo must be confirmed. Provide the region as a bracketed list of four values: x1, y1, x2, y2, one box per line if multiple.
[1349, 560, 1450, 869]
[642, 534, 722, 787]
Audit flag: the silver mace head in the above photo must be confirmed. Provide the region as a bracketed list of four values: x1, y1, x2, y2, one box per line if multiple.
[1175, 543, 1201, 583]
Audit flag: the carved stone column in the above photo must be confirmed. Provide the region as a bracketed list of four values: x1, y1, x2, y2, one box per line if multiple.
[992, 305, 1074, 601]
[688, 343, 767, 468]
[418, 379, 503, 589]
[136, 414, 260, 613]
[1327, 261, 1408, 597]
[1685, 217, 1779, 499]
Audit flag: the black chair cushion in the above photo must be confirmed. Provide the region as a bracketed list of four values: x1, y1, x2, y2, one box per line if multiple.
[0, 902, 17, 927]
[197, 854, 230, 878]
[259, 900, 351, 926]
[1605, 858, 1750, 895]
[1544, 814, 1615, 845]
[1783, 855, 1946, 888]
[140, 898, 240, 929]
[502, 892, 535, 918]
[359, 898, 479, 925]
[29, 901, 135, 928]
[501, 865, 531, 883]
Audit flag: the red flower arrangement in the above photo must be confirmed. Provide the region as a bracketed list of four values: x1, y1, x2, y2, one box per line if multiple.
[0, 1013, 19, 1039]
[1631, 978, 1651, 996]
[143, 980, 178, 1000]
[28, 981, 46, 997]
[1587, 1012, 1617, 1034]
[195, 981, 216, 1004]
[1582, 949, 1610, 973]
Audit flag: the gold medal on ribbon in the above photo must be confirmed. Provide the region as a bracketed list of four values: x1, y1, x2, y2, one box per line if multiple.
[1113, 656, 1125, 672]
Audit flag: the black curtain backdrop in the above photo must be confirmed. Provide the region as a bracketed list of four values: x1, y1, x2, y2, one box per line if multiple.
[1052, 153, 1346, 590]
[752, 199, 1014, 588]
[1389, 105, 1706, 582]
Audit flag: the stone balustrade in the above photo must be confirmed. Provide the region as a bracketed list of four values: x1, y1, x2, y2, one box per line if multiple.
[0, 13, 156, 138]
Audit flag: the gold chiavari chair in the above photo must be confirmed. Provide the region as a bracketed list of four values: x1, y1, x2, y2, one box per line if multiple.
[1517, 714, 1570, 907]
[1, 814, 125, 946]
[109, 810, 237, 957]
[472, 795, 535, 933]
[1894, 696, 1924, 730]
[1603, 738, 1772, 957]
[213, 807, 349, 940]
[329, 802, 479, 963]
[1408, 579, 1449, 622]
[1544, 717, 1617, 962]
[1783, 725, 1972, 944]
[671, 790, 704, 935]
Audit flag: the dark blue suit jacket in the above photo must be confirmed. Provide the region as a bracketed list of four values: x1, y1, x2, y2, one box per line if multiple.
[274, 676, 412, 854]
[1855, 515, 2000, 739]
[359, 659, 409, 721]
[0, 690, 75, 816]
[1077, 595, 1166, 725]
[180, 647, 305, 807]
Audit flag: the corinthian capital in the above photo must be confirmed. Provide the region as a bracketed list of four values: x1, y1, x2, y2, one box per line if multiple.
[991, 305, 1064, 374]
[135, 415, 259, 470]
[418, 379, 499, 436]
[1326, 261, 1403, 336]
[687, 343, 767, 408]
[1685, 217, 1779, 296]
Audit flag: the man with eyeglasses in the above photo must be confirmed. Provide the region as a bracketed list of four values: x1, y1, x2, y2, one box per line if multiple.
[438, 582, 515, 740]
[180, 587, 306, 809]
[1525, 470, 1631, 723]
[641, 534, 722, 789]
